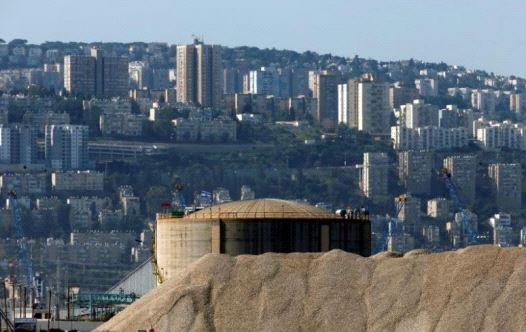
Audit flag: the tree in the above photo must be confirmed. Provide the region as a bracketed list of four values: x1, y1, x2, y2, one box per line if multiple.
[7, 102, 26, 122]
[8, 39, 27, 47]
[130, 100, 141, 114]
[242, 103, 252, 114]
[52, 99, 84, 124]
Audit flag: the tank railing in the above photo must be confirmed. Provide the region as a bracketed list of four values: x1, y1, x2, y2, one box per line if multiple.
[196, 211, 334, 219]
[156, 213, 175, 219]
[158, 211, 370, 220]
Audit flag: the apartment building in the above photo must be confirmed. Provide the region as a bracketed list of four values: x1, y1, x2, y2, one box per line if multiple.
[443, 155, 477, 206]
[340, 74, 390, 135]
[176, 40, 222, 108]
[398, 151, 432, 194]
[488, 163, 522, 213]
[64, 48, 128, 98]
[399, 99, 439, 128]
[45, 124, 89, 170]
[391, 126, 470, 151]
[427, 198, 449, 221]
[51, 170, 104, 192]
[359, 152, 389, 202]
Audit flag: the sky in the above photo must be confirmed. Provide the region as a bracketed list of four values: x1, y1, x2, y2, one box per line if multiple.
[1, 0, 525, 77]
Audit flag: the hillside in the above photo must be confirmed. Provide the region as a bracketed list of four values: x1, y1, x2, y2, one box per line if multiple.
[96, 246, 526, 332]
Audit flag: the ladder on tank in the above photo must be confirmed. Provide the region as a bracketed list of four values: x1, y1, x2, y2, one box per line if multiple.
[0, 306, 14, 332]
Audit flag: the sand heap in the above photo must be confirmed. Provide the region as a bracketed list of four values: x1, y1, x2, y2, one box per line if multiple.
[96, 245, 526, 332]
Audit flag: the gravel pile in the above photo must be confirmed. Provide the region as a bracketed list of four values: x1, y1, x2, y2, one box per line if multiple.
[96, 245, 526, 332]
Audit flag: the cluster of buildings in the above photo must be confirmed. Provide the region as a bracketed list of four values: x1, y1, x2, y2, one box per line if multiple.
[0, 229, 150, 293]
[391, 126, 470, 151]
[4, 39, 526, 144]
[172, 117, 237, 142]
[338, 74, 391, 135]
[448, 88, 526, 115]
[393, 107, 526, 152]
[358, 148, 524, 252]
[0, 182, 146, 292]
[389, 95, 526, 152]
[86, 98, 147, 137]
[0, 42, 56, 67]
[0, 122, 89, 170]
[0, 170, 104, 195]
[391, 100, 473, 151]
[64, 48, 128, 98]
[474, 118, 526, 150]
[0, 94, 90, 170]
[3, 39, 526, 299]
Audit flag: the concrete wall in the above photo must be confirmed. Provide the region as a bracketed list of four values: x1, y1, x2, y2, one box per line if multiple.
[156, 217, 371, 284]
[156, 220, 212, 281]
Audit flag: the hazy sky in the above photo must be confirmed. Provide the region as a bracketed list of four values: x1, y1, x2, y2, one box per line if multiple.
[1, 0, 525, 77]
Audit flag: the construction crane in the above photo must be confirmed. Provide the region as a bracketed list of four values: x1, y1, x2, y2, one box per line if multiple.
[380, 194, 408, 252]
[439, 167, 478, 246]
[8, 190, 34, 288]
[390, 195, 408, 235]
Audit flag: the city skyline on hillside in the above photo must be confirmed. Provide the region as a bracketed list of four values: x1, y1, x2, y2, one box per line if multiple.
[1, 0, 525, 77]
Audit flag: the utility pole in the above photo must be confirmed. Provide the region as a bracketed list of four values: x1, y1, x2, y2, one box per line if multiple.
[18, 285, 22, 320]
[11, 282, 15, 322]
[31, 288, 35, 319]
[2, 281, 7, 325]
[0, 281, 14, 332]
[23, 287, 26, 318]
[47, 289, 51, 332]
[55, 257, 61, 321]
[66, 287, 71, 321]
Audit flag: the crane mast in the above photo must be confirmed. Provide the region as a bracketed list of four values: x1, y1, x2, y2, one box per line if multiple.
[439, 168, 478, 246]
[383, 194, 408, 252]
[8, 190, 34, 288]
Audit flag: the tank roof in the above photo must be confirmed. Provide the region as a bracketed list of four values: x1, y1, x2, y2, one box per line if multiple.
[180, 199, 339, 220]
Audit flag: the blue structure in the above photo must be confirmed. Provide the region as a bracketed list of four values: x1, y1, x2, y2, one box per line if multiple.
[8, 190, 34, 287]
[170, 183, 186, 217]
[440, 168, 478, 246]
[380, 194, 407, 252]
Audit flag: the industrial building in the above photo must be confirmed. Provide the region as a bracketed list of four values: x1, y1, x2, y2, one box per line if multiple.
[155, 198, 371, 283]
